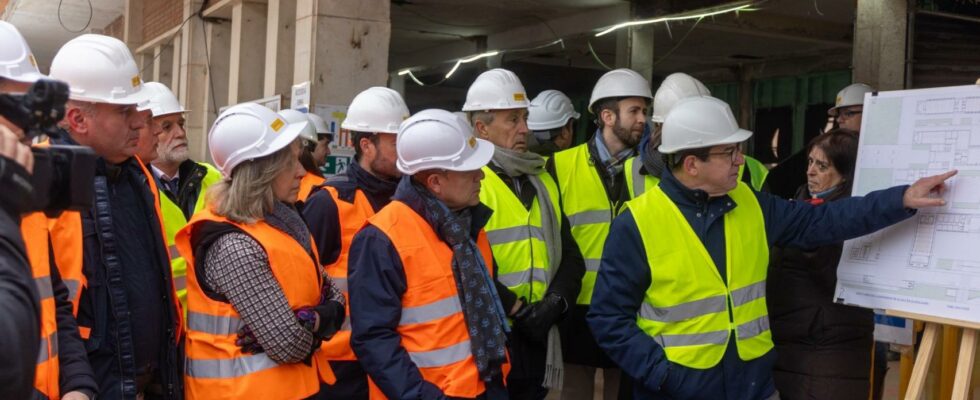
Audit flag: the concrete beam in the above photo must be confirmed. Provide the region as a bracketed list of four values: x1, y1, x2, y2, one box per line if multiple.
[264, 0, 296, 99]
[294, 0, 391, 105]
[228, 1, 267, 104]
[697, 11, 853, 48]
[391, 3, 629, 72]
[853, 0, 907, 90]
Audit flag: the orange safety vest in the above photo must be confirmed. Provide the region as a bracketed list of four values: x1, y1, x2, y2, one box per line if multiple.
[21, 212, 60, 399]
[176, 208, 336, 399]
[297, 172, 326, 202]
[319, 186, 375, 362]
[47, 157, 183, 340]
[366, 200, 507, 399]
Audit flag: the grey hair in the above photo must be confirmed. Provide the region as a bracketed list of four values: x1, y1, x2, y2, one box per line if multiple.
[206, 141, 297, 224]
[467, 110, 495, 127]
[58, 100, 97, 131]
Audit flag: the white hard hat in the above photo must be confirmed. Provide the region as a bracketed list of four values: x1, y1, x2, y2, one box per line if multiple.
[588, 68, 653, 113]
[0, 21, 45, 83]
[306, 113, 330, 135]
[397, 109, 494, 175]
[462, 68, 529, 112]
[659, 96, 752, 154]
[528, 89, 580, 132]
[49, 34, 150, 105]
[828, 83, 874, 116]
[279, 109, 318, 143]
[341, 87, 409, 134]
[651, 72, 710, 123]
[138, 82, 188, 117]
[209, 103, 308, 175]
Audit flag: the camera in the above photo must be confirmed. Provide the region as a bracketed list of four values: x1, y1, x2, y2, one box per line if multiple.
[0, 79, 96, 213]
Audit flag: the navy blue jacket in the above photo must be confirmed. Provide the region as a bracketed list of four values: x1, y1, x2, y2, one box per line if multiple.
[347, 178, 506, 400]
[587, 168, 913, 400]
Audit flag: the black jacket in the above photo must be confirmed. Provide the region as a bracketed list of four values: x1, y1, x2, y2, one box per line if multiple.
[0, 192, 40, 400]
[767, 186, 874, 400]
[154, 159, 213, 220]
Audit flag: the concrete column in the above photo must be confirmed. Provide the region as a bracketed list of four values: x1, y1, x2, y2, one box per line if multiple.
[122, 0, 143, 50]
[294, 0, 391, 106]
[853, 0, 908, 90]
[179, 0, 211, 162]
[203, 20, 231, 126]
[389, 72, 405, 98]
[170, 32, 182, 91]
[152, 45, 174, 84]
[629, 25, 654, 83]
[264, 0, 296, 100]
[229, 1, 268, 104]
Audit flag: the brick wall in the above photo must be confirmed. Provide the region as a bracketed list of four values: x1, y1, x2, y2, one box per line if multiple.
[142, 0, 183, 42]
[103, 15, 125, 41]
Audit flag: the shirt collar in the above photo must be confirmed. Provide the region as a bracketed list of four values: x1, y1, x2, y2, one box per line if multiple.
[151, 164, 179, 181]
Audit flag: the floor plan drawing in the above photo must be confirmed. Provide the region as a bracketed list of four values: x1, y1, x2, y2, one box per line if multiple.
[835, 85, 980, 325]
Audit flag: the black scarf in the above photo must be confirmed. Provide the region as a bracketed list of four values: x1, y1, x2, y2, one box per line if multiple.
[404, 178, 509, 382]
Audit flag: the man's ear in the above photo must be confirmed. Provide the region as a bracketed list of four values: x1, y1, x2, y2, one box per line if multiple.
[424, 172, 442, 196]
[474, 119, 490, 139]
[64, 106, 88, 137]
[683, 155, 700, 177]
[600, 109, 616, 128]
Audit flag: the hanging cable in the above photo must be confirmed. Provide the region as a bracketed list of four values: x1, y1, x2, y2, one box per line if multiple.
[58, 0, 93, 33]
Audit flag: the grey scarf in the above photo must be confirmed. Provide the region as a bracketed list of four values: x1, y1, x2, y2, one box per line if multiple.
[491, 146, 564, 389]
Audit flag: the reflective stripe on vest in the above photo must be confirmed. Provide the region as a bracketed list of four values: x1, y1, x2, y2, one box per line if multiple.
[368, 200, 506, 398]
[22, 212, 60, 399]
[479, 167, 561, 303]
[177, 209, 331, 398]
[159, 162, 222, 316]
[629, 182, 773, 369]
[624, 156, 660, 199]
[320, 186, 376, 361]
[553, 143, 617, 304]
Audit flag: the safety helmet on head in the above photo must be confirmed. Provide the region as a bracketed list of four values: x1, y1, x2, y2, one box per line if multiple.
[209, 103, 309, 175]
[397, 109, 494, 175]
[341, 87, 409, 134]
[138, 82, 188, 117]
[658, 96, 752, 154]
[49, 34, 150, 105]
[588, 68, 653, 113]
[828, 83, 874, 116]
[306, 113, 330, 136]
[651, 72, 710, 123]
[279, 109, 318, 143]
[462, 68, 529, 112]
[0, 21, 45, 83]
[528, 90, 580, 133]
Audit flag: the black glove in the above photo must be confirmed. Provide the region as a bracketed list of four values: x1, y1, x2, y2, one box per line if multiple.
[295, 300, 346, 341]
[513, 293, 566, 342]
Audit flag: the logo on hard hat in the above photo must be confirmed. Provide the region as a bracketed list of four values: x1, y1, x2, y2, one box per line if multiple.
[835, 95, 842, 107]
[28, 54, 37, 67]
[270, 118, 285, 132]
[131, 76, 141, 88]
[513, 93, 526, 102]
[468, 136, 477, 148]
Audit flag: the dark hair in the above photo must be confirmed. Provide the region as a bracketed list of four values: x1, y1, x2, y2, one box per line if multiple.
[298, 148, 323, 177]
[666, 147, 712, 171]
[593, 97, 623, 118]
[807, 128, 859, 194]
[352, 130, 381, 161]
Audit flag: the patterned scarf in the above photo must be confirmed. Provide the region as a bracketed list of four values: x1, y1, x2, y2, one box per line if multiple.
[407, 179, 509, 382]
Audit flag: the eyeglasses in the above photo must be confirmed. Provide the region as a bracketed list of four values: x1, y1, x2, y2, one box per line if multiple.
[707, 144, 743, 164]
[838, 109, 862, 118]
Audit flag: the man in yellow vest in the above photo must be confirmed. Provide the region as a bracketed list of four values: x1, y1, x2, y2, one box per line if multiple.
[349, 109, 510, 399]
[302, 86, 409, 399]
[465, 69, 584, 398]
[144, 82, 222, 311]
[587, 96, 956, 399]
[545, 68, 652, 399]
[0, 21, 99, 400]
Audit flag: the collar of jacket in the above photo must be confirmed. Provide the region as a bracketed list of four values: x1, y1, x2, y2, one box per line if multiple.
[391, 175, 492, 239]
[658, 167, 736, 212]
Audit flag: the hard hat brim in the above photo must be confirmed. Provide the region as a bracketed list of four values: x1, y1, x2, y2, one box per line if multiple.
[3, 71, 46, 84]
[650, 115, 665, 124]
[658, 128, 753, 154]
[447, 137, 495, 172]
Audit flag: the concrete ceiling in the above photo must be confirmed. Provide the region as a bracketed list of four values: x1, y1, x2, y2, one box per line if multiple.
[2, 0, 125, 71]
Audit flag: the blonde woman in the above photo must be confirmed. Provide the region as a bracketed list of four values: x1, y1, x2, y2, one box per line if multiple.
[175, 103, 344, 399]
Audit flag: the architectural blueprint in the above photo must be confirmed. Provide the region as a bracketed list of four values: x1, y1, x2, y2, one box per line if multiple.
[834, 85, 980, 325]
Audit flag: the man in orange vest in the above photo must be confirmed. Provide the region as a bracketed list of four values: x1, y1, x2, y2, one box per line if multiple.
[47, 34, 184, 399]
[349, 109, 510, 399]
[0, 22, 99, 400]
[302, 86, 408, 399]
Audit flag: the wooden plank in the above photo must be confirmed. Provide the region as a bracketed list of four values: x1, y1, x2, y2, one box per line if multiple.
[906, 323, 941, 400]
[950, 329, 977, 400]
[885, 309, 980, 331]
[941, 326, 962, 399]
